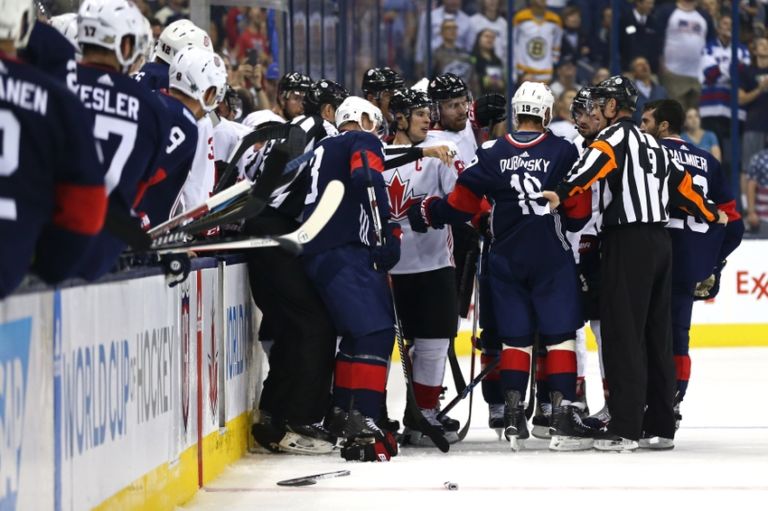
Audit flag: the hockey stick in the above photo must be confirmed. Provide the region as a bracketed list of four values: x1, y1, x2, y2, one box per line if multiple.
[361, 150, 449, 453]
[276, 469, 351, 487]
[446, 338, 467, 394]
[525, 335, 539, 421]
[143, 180, 344, 255]
[437, 356, 499, 421]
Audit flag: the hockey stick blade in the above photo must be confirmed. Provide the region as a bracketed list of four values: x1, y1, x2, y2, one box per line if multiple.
[276, 470, 350, 487]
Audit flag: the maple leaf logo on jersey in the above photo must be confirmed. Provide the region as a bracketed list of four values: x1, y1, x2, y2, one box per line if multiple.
[387, 171, 426, 221]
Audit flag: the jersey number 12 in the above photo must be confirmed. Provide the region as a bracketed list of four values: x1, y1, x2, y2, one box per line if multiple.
[0, 109, 20, 221]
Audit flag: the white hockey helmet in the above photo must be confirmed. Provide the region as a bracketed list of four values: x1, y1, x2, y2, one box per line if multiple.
[0, 0, 34, 48]
[512, 81, 555, 128]
[335, 96, 384, 132]
[155, 19, 212, 66]
[170, 46, 227, 113]
[50, 13, 79, 50]
[78, 0, 148, 72]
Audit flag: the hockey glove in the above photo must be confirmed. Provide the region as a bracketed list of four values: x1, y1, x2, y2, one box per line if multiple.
[407, 196, 444, 234]
[160, 253, 191, 288]
[471, 93, 507, 129]
[371, 222, 402, 273]
[341, 431, 398, 462]
[472, 211, 492, 239]
[694, 260, 726, 301]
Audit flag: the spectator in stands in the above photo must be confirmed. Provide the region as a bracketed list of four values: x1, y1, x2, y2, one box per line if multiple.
[700, 0, 721, 24]
[682, 107, 722, 161]
[433, 17, 477, 91]
[512, 0, 563, 83]
[700, 14, 752, 183]
[381, 0, 418, 75]
[235, 7, 269, 63]
[548, 88, 578, 140]
[154, 0, 189, 25]
[657, 0, 715, 112]
[588, 6, 612, 70]
[472, 28, 505, 95]
[620, 0, 660, 72]
[550, 55, 582, 97]
[741, 37, 768, 191]
[746, 148, 768, 236]
[468, 0, 508, 62]
[631, 56, 668, 124]
[415, 0, 472, 76]
[591, 66, 610, 86]
[559, 5, 589, 63]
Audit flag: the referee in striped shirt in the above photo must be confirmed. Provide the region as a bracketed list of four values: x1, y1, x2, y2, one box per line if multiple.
[543, 76, 728, 451]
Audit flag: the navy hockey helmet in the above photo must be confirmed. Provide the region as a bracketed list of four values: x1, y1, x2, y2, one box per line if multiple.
[593, 75, 639, 112]
[303, 79, 350, 115]
[361, 66, 404, 96]
[570, 86, 595, 120]
[427, 73, 469, 102]
[277, 72, 313, 96]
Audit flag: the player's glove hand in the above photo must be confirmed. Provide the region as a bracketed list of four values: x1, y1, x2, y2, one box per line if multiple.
[341, 432, 398, 462]
[472, 211, 492, 239]
[577, 234, 600, 272]
[694, 260, 726, 301]
[471, 93, 506, 129]
[407, 196, 443, 233]
[160, 253, 191, 288]
[371, 222, 402, 273]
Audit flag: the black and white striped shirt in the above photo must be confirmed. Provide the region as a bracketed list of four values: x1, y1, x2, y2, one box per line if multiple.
[555, 118, 719, 228]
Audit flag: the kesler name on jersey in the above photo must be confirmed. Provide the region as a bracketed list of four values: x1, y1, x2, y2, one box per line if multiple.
[0, 73, 48, 115]
[77, 83, 140, 120]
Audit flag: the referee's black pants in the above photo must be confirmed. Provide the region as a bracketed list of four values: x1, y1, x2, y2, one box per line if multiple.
[600, 224, 677, 440]
[244, 209, 336, 425]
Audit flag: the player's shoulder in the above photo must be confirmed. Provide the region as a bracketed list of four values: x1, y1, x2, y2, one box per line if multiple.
[157, 92, 197, 127]
[0, 57, 81, 111]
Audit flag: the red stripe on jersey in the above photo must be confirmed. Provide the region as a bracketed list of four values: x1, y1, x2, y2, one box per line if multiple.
[674, 354, 691, 381]
[53, 183, 107, 235]
[334, 359, 354, 389]
[545, 349, 576, 375]
[132, 167, 168, 208]
[447, 183, 483, 214]
[562, 187, 592, 220]
[717, 199, 741, 222]
[350, 150, 385, 175]
[501, 347, 531, 373]
[481, 354, 501, 381]
[352, 362, 387, 393]
[535, 355, 547, 381]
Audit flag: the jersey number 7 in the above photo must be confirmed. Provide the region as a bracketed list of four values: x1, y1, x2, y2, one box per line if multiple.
[93, 114, 138, 194]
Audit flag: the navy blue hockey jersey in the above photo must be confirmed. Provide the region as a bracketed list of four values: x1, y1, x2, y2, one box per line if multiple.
[75, 63, 170, 279]
[662, 137, 743, 282]
[134, 92, 198, 225]
[134, 61, 169, 91]
[303, 130, 390, 255]
[431, 131, 585, 243]
[22, 21, 77, 92]
[0, 56, 106, 298]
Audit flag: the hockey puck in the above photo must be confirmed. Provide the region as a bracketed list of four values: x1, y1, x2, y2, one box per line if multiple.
[444, 481, 458, 491]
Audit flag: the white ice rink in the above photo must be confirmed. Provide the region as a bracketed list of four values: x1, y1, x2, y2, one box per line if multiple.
[179, 347, 768, 510]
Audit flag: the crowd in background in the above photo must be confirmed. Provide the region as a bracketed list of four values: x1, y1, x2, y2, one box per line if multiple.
[35, 0, 768, 237]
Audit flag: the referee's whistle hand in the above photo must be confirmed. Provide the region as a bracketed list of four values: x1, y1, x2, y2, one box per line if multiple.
[542, 190, 561, 211]
[716, 210, 729, 225]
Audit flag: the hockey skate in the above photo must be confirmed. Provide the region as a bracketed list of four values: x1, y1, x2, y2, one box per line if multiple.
[251, 412, 284, 453]
[488, 403, 505, 440]
[377, 394, 401, 433]
[548, 392, 597, 451]
[583, 402, 611, 430]
[593, 431, 639, 452]
[280, 422, 337, 455]
[344, 409, 386, 444]
[673, 391, 683, 431]
[503, 390, 529, 451]
[574, 377, 589, 417]
[531, 402, 552, 439]
[401, 407, 452, 446]
[638, 435, 675, 450]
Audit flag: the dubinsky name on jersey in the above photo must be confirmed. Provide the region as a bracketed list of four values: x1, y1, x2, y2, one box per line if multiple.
[0, 56, 106, 298]
[303, 130, 389, 255]
[75, 62, 170, 279]
[383, 140, 460, 274]
[134, 91, 199, 226]
[662, 137, 743, 282]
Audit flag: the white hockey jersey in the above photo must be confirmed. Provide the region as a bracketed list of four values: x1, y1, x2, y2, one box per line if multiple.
[384, 140, 460, 274]
[567, 133, 601, 263]
[425, 122, 477, 169]
[512, 8, 563, 82]
[178, 115, 215, 213]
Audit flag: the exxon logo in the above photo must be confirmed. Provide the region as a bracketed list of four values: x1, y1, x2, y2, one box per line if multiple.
[0, 318, 32, 509]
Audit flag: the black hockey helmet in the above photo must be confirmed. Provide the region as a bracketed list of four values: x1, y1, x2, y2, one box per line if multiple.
[361, 66, 404, 96]
[593, 75, 639, 112]
[570, 86, 595, 119]
[303, 79, 350, 115]
[221, 85, 243, 119]
[427, 73, 469, 102]
[277, 72, 313, 96]
[389, 88, 432, 116]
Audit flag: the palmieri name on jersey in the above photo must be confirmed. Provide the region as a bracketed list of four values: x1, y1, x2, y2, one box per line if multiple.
[499, 153, 551, 173]
[76, 84, 139, 120]
[667, 147, 708, 172]
[0, 74, 48, 115]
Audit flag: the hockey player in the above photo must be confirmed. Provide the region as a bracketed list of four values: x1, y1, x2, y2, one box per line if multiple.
[23, 14, 78, 88]
[0, 0, 107, 299]
[361, 66, 404, 136]
[409, 82, 596, 452]
[272, 72, 312, 122]
[74, 0, 170, 279]
[640, 99, 743, 433]
[302, 96, 400, 461]
[382, 88, 462, 445]
[135, 19, 212, 91]
[135, 46, 226, 227]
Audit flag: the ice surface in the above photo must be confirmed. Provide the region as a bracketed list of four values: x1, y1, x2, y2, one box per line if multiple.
[179, 348, 768, 510]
